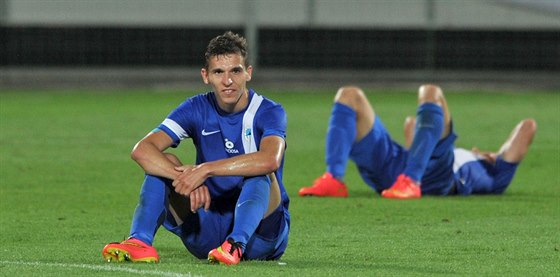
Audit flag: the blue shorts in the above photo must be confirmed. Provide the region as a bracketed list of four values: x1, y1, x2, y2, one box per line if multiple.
[454, 156, 518, 195]
[350, 116, 457, 195]
[163, 192, 290, 260]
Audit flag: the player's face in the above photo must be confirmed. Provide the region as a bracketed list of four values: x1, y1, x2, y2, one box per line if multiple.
[201, 53, 252, 113]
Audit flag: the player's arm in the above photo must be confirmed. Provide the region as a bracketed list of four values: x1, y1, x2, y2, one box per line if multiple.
[470, 147, 498, 164]
[133, 130, 212, 212]
[470, 119, 537, 165]
[131, 130, 182, 180]
[206, 135, 285, 176]
[496, 119, 537, 163]
[172, 135, 285, 196]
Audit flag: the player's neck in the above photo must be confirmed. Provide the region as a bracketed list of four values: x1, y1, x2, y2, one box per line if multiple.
[216, 90, 250, 114]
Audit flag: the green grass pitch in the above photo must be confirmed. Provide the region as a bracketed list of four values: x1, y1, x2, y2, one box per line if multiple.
[1, 88, 558, 276]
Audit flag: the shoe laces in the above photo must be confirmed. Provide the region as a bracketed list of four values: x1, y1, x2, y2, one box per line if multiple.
[396, 175, 418, 190]
[123, 238, 145, 247]
[316, 173, 342, 186]
[225, 238, 243, 258]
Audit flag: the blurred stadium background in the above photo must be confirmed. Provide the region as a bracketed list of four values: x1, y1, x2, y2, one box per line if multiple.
[0, 0, 559, 91]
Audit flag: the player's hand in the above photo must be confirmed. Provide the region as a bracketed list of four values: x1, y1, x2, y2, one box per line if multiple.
[471, 147, 497, 164]
[189, 185, 211, 213]
[172, 164, 208, 196]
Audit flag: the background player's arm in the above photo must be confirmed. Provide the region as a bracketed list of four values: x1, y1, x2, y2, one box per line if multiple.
[496, 119, 537, 163]
[470, 147, 498, 164]
[172, 135, 286, 196]
[470, 119, 536, 165]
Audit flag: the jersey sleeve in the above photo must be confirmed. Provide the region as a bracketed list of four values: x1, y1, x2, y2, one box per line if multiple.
[258, 104, 287, 140]
[158, 98, 197, 147]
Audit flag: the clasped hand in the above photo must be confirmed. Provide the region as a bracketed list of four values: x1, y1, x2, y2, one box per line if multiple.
[173, 164, 211, 212]
[471, 147, 498, 164]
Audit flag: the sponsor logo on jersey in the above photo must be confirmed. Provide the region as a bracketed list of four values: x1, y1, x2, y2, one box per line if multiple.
[202, 129, 221, 136]
[224, 138, 239, 154]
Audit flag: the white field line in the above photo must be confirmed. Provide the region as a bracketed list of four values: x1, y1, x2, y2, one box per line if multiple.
[0, 260, 200, 277]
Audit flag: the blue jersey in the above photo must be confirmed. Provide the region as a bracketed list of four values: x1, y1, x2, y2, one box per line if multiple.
[453, 148, 518, 195]
[157, 89, 289, 207]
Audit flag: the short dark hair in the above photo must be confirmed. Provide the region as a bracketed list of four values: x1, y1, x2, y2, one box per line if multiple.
[204, 31, 248, 69]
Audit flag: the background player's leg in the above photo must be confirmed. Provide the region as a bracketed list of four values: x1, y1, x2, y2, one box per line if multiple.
[326, 86, 375, 179]
[325, 102, 357, 179]
[402, 85, 446, 182]
[299, 86, 373, 197]
[383, 84, 451, 199]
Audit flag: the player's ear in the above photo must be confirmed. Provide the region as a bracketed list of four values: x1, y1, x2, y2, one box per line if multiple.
[201, 68, 209, 84]
[246, 65, 252, 82]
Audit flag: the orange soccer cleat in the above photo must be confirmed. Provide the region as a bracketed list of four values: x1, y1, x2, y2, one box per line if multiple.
[208, 238, 243, 265]
[102, 238, 159, 263]
[298, 173, 349, 197]
[381, 174, 422, 199]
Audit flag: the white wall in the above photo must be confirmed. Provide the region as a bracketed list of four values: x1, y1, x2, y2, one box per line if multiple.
[4, 0, 560, 29]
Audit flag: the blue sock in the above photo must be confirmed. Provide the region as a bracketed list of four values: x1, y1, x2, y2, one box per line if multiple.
[403, 103, 444, 182]
[325, 103, 357, 179]
[229, 176, 270, 250]
[129, 175, 168, 245]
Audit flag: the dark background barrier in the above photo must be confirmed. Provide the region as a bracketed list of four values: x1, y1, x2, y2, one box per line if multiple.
[2, 26, 558, 71]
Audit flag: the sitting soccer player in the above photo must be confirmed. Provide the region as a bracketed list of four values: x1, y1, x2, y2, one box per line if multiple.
[299, 84, 537, 198]
[102, 31, 290, 265]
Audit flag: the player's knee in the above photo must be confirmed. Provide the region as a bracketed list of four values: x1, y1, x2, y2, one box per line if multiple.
[404, 116, 416, 125]
[418, 84, 443, 104]
[334, 86, 367, 107]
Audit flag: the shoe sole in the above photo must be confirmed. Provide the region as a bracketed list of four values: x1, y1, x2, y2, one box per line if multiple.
[207, 254, 221, 264]
[207, 250, 237, 265]
[103, 248, 158, 263]
[299, 192, 348, 197]
[381, 191, 420, 199]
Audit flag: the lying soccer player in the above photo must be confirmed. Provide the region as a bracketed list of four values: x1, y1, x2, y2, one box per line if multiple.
[299, 84, 536, 198]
